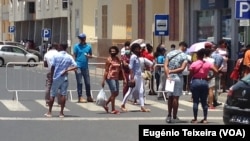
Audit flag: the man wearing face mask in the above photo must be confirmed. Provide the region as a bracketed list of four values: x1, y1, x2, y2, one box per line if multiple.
[73, 33, 95, 103]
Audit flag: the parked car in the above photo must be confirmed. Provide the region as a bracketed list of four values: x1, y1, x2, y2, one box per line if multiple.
[0, 45, 39, 67]
[223, 74, 250, 125]
[0, 41, 42, 61]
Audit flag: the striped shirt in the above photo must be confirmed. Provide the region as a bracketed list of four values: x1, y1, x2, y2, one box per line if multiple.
[51, 51, 77, 80]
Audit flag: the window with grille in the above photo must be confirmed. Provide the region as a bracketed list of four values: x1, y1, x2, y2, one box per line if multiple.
[62, 0, 68, 9]
[28, 2, 35, 13]
[102, 5, 108, 38]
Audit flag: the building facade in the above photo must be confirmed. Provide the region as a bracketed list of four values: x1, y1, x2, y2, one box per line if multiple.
[0, 0, 11, 41]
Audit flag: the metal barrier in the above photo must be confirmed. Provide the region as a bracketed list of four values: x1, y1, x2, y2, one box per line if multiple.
[153, 64, 168, 101]
[5, 62, 109, 102]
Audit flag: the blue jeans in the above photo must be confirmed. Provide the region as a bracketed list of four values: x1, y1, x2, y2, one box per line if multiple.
[75, 68, 91, 97]
[190, 79, 208, 120]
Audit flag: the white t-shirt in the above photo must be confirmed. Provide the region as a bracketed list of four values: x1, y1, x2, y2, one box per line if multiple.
[217, 48, 228, 72]
[182, 54, 192, 75]
[44, 49, 58, 71]
[139, 57, 153, 71]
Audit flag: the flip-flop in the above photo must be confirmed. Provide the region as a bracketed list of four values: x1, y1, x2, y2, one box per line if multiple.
[103, 106, 109, 113]
[191, 119, 197, 123]
[110, 110, 120, 115]
[44, 113, 52, 117]
[200, 119, 208, 123]
[140, 108, 150, 112]
[120, 107, 128, 112]
[59, 114, 64, 118]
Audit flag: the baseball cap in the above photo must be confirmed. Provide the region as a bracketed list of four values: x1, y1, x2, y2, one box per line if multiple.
[78, 33, 86, 39]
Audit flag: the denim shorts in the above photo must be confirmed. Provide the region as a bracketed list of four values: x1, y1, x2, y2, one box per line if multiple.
[50, 76, 68, 97]
[106, 79, 119, 93]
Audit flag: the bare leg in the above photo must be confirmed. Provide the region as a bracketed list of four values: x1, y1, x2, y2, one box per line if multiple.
[59, 95, 66, 117]
[45, 96, 55, 117]
[167, 96, 173, 117]
[172, 96, 179, 119]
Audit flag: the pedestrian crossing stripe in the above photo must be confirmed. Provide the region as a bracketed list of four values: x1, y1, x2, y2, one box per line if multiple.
[0, 99, 223, 112]
[178, 100, 222, 111]
[145, 99, 185, 111]
[0, 100, 30, 111]
[35, 100, 70, 111]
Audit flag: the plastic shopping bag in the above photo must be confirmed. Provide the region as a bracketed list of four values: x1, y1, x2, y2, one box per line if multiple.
[96, 88, 107, 106]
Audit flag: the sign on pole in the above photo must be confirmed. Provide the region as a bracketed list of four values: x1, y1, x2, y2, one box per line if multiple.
[235, 0, 250, 19]
[41, 28, 51, 38]
[8, 26, 15, 33]
[154, 14, 169, 36]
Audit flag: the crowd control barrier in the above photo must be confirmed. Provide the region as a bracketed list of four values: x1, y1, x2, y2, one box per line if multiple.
[5, 62, 109, 102]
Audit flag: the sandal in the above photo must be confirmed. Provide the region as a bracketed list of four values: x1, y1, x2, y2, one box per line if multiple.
[191, 119, 197, 123]
[110, 110, 120, 114]
[200, 119, 208, 123]
[44, 113, 52, 118]
[120, 106, 128, 112]
[103, 105, 109, 113]
[140, 108, 151, 112]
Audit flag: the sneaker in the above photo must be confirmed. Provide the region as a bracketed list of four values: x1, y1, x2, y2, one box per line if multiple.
[165, 116, 172, 123]
[78, 97, 87, 103]
[171, 117, 182, 123]
[87, 97, 95, 102]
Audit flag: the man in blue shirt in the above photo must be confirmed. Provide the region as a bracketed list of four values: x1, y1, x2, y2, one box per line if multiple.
[44, 44, 77, 117]
[73, 33, 95, 103]
[210, 44, 223, 107]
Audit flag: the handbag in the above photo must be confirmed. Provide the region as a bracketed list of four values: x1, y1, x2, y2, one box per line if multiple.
[127, 80, 135, 87]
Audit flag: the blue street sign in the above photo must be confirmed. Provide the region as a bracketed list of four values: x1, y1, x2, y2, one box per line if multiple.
[41, 28, 51, 38]
[155, 14, 169, 36]
[8, 26, 15, 33]
[235, 0, 250, 19]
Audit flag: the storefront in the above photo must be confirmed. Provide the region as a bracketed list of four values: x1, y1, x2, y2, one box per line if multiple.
[187, 0, 244, 60]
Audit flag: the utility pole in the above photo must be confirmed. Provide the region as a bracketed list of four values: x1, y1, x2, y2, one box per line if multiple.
[67, 0, 72, 53]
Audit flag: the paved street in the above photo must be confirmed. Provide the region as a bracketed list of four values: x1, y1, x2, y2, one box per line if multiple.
[0, 64, 227, 141]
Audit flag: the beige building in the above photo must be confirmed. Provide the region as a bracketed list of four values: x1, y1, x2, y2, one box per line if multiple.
[0, 0, 11, 41]
[3, 0, 187, 56]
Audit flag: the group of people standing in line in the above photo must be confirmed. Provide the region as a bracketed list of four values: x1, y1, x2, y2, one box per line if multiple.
[42, 33, 236, 124]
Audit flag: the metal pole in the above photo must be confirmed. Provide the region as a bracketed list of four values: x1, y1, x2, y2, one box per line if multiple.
[67, 0, 72, 53]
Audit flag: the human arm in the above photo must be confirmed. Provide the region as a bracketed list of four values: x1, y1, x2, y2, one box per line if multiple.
[101, 58, 111, 88]
[168, 61, 188, 74]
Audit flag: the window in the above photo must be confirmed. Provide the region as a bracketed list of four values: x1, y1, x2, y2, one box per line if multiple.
[28, 2, 35, 14]
[126, 4, 132, 39]
[197, 10, 214, 42]
[12, 47, 25, 54]
[62, 0, 68, 9]
[1, 47, 12, 52]
[102, 5, 108, 38]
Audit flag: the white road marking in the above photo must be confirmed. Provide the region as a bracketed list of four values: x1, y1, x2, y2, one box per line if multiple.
[35, 100, 69, 111]
[178, 100, 223, 111]
[145, 99, 185, 111]
[76, 102, 104, 111]
[0, 100, 30, 111]
[0, 116, 223, 121]
[115, 100, 141, 111]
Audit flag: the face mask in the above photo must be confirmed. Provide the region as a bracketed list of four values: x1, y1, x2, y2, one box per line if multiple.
[110, 53, 116, 56]
[125, 50, 130, 55]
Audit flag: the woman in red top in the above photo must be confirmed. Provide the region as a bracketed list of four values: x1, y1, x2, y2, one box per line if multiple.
[101, 46, 126, 114]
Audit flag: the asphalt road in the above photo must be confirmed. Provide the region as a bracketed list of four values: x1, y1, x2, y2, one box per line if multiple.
[0, 63, 228, 141]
